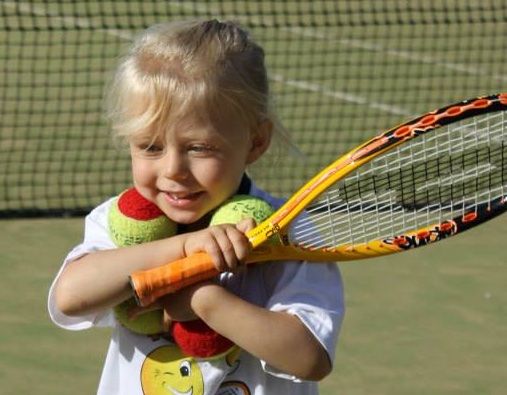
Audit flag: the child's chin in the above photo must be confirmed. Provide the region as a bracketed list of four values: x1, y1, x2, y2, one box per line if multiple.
[166, 210, 209, 228]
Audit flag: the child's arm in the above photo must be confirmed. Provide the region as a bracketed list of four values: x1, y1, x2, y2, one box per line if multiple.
[166, 282, 332, 381]
[54, 224, 252, 317]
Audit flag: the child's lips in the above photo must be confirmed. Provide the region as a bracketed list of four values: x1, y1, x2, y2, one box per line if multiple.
[164, 191, 203, 207]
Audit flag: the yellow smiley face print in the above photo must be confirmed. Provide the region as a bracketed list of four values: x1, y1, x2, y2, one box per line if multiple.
[141, 345, 204, 395]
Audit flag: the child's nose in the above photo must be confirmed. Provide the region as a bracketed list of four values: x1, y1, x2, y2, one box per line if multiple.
[161, 152, 188, 180]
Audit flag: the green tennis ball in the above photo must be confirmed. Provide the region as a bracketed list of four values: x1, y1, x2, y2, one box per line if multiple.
[209, 195, 275, 226]
[108, 188, 177, 247]
[109, 188, 176, 335]
[114, 298, 164, 335]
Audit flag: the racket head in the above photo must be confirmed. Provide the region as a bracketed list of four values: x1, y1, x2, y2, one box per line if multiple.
[248, 93, 507, 257]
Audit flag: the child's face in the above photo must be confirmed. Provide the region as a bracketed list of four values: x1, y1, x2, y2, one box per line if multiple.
[129, 114, 259, 225]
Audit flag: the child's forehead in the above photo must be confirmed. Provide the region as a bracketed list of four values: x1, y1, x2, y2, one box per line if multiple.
[127, 90, 249, 137]
[173, 113, 250, 142]
[169, 115, 224, 138]
[131, 107, 248, 144]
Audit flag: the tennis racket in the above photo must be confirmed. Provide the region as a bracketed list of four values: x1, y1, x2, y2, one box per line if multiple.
[130, 93, 507, 307]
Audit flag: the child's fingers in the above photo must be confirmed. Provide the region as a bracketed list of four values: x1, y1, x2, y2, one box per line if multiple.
[202, 232, 229, 272]
[207, 225, 250, 272]
[236, 217, 256, 233]
[225, 225, 252, 264]
[215, 226, 250, 271]
[215, 227, 242, 271]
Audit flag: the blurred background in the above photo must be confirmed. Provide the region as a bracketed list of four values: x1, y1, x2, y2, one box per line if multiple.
[0, 1, 506, 394]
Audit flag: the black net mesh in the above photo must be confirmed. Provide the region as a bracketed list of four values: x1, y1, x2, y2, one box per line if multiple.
[1, 1, 506, 217]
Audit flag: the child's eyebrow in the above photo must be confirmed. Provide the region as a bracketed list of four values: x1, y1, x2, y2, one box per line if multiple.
[182, 128, 234, 147]
[170, 122, 221, 139]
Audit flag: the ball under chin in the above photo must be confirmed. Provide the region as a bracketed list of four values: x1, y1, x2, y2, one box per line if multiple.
[108, 191, 177, 247]
[209, 194, 274, 226]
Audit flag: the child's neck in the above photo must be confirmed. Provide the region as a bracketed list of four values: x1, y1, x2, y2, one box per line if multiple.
[177, 213, 212, 233]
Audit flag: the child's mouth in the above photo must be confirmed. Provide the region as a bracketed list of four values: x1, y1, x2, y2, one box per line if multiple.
[164, 191, 203, 207]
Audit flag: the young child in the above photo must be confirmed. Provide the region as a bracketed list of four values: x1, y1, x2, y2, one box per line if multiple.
[48, 19, 344, 395]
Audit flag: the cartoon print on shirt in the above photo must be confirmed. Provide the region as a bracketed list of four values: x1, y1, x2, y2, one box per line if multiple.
[141, 345, 204, 395]
[217, 381, 251, 395]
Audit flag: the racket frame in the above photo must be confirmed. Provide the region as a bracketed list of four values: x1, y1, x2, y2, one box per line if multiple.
[130, 93, 507, 306]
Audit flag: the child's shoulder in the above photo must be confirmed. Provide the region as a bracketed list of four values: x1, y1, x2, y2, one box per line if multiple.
[86, 195, 119, 219]
[81, 195, 119, 237]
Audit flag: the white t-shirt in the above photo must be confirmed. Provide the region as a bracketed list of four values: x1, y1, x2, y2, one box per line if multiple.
[48, 183, 345, 395]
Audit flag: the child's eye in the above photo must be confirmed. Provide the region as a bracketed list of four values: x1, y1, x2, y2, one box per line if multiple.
[144, 144, 163, 153]
[132, 142, 164, 156]
[188, 144, 214, 154]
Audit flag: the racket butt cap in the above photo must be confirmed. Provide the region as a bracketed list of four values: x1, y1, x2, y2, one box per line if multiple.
[129, 275, 149, 307]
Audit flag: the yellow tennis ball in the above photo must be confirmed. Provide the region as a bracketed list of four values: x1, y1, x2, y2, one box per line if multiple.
[210, 195, 275, 226]
[114, 298, 164, 335]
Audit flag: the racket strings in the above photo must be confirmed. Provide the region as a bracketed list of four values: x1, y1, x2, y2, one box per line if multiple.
[291, 111, 507, 249]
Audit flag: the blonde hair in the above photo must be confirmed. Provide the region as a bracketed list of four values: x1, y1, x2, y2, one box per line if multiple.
[105, 19, 289, 153]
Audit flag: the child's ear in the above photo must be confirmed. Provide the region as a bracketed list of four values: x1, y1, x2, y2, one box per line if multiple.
[246, 119, 273, 164]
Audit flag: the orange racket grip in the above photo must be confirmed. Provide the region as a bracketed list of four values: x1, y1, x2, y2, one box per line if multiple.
[129, 252, 218, 307]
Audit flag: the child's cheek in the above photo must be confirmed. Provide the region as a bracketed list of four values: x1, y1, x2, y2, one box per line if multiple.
[131, 160, 158, 200]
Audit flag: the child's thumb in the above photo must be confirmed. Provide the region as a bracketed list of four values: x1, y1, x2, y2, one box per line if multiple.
[235, 217, 256, 233]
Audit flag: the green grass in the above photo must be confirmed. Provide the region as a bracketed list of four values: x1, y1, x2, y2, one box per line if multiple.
[321, 214, 507, 395]
[1, 215, 505, 394]
[0, 218, 110, 395]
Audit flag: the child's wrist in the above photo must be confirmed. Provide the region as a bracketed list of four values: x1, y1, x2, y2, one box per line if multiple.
[156, 233, 187, 262]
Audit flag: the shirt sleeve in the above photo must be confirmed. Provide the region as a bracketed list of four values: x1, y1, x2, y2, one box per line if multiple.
[261, 261, 345, 380]
[246, 181, 346, 380]
[47, 198, 117, 331]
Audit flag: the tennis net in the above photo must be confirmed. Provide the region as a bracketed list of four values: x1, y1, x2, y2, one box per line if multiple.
[1, 1, 506, 217]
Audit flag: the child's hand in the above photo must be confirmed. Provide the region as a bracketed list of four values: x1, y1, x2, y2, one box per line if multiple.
[157, 280, 216, 331]
[182, 218, 256, 273]
[125, 281, 211, 331]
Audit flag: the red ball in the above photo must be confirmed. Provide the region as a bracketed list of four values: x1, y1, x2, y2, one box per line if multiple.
[118, 188, 163, 220]
[171, 320, 235, 358]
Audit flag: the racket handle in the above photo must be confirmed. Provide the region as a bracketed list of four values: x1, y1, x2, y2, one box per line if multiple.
[129, 252, 218, 307]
